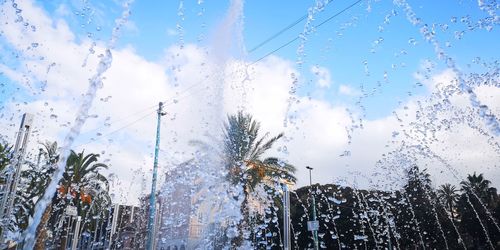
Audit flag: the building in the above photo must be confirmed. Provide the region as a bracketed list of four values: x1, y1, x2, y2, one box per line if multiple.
[155, 160, 197, 250]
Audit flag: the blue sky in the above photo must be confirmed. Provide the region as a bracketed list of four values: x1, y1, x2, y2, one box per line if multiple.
[2, 1, 497, 108]
[1, 0, 499, 202]
[30, 0, 499, 120]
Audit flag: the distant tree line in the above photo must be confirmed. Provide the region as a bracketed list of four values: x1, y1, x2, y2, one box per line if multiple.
[3, 112, 499, 249]
[259, 166, 500, 249]
[191, 112, 500, 249]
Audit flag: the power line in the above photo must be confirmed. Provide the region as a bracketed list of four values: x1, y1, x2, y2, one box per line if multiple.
[74, 109, 156, 147]
[156, 0, 363, 116]
[251, 0, 363, 65]
[248, 16, 307, 53]
[80, 104, 157, 136]
[251, 37, 300, 65]
[248, 0, 336, 53]
[75, 0, 364, 145]
[315, 0, 363, 29]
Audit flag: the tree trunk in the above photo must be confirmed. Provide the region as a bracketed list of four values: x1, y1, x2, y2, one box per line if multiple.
[34, 203, 52, 250]
[448, 200, 454, 218]
[231, 191, 250, 248]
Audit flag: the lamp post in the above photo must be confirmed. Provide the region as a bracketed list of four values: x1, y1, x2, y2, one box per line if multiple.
[306, 166, 319, 250]
[282, 183, 291, 250]
[146, 102, 166, 250]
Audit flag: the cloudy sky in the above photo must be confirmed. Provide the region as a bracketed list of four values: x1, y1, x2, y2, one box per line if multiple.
[0, 0, 499, 204]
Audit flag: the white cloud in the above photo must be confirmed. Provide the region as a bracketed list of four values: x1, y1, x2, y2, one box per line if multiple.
[55, 4, 70, 17]
[310, 65, 331, 88]
[338, 84, 360, 96]
[1, 0, 499, 207]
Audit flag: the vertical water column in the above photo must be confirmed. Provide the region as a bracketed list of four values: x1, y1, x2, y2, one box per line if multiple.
[22, 1, 134, 248]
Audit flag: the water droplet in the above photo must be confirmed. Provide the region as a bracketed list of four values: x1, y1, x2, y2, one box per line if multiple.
[408, 38, 417, 45]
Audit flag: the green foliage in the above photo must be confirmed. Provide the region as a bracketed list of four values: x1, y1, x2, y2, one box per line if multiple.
[437, 183, 459, 218]
[13, 141, 59, 231]
[222, 111, 296, 247]
[0, 142, 12, 173]
[279, 169, 500, 249]
[50, 150, 111, 238]
[4, 141, 112, 247]
[457, 172, 500, 248]
[223, 111, 296, 190]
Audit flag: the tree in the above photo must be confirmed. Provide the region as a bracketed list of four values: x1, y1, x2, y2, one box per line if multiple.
[51, 150, 110, 245]
[458, 172, 500, 248]
[0, 140, 61, 248]
[223, 112, 296, 188]
[23, 141, 60, 249]
[222, 111, 296, 246]
[461, 172, 496, 206]
[33, 148, 110, 249]
[0, 142, 12, 240]
[437, 183, 459, 218]
[0, 142, 12, 173]
[396, 166, 461, 249]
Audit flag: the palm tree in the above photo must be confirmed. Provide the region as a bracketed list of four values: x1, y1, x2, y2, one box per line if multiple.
[223, 112, 296, 188]
[32, 141, 60, 250]
[437, 183, 460, 218]
[222, 111, 296, 245]
[0, 141, 57, 240]
[23, 142, 60, 207]
[460, 172, 495, 206]
[35, 148, 110, 249]
[458, 172, 500, 247]
[40, 141, 60, 166]
[57, 150, 109, 225]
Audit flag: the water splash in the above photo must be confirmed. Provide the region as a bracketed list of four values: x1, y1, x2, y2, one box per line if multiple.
[394, 0, 500, 136]
[22, 1, 134, 248]
[284, 0, 330, 128]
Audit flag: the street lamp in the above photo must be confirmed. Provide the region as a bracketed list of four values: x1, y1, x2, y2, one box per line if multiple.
[306, 166, 319, 250]
[282, 182, 291, 250]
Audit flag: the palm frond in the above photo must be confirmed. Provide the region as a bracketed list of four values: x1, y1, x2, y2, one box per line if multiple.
[251, 133, 283, 160]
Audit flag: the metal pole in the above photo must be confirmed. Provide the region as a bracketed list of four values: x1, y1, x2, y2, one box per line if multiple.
[71, 216, 82, 250]
[64, 216, 73, 249]
[146, 102, 165, 250]
[36, 148, 43, 168]
[0, 113, 33, 245]
[282, 184, 291, 250]
[306, 166, 319, 250]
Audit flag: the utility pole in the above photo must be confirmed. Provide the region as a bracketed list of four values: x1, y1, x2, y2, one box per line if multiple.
[282, 183, 291, 250]
[0, 113, 34, 246]
[146, 102, 166, 250]
[306, 166, 319, 250]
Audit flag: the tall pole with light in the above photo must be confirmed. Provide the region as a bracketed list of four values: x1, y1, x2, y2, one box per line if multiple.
[146, 102, 166, 250]
[306, 166, 319, 250]
[282, 183, 291, 250]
